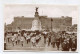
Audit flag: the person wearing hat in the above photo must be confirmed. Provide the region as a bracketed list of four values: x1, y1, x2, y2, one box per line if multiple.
[31, 34, 36, 47]
[71, 39, 77, 51]
[62, 39, 68, 51]
[69, 35, 72, 50]
[56, 36, 60, 50]
[44, 32, 48, 44]
[60, 35, 65, 47]
[75, 36, 77, 50]
[26, 34, 31, 44]
[66, 38, 70, 51]
[51, 35, 56, 48]
[17, 34, 21, 44]
[35, 34, 41, 44]
[20, 35, 24, 47]
[47, 33, 51, 46]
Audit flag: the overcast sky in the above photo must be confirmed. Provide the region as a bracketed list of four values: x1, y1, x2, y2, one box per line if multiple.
[4, 4, 78, 25]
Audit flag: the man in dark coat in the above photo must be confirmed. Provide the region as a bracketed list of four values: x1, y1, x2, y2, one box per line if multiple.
[62, 39, 68, 51]
[56, 36, 60, 50]
[43, 31, 48, 44]
[60, 35, 65, 47]
[75, 36, 77, 50]
[69, 35, 72, 50]
[51, 36, 56, 48]
[48, 34, 51, 46]
[66, 39, 70, 51]
[71, 39, 77, 51]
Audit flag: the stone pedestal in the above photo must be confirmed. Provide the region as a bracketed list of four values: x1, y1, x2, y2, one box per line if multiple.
[31, 18, 42, 31]
[31, 7, 42, 31]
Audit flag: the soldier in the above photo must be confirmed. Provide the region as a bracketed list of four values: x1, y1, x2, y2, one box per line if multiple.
[17, 34, 21, 44]
[4, 32, 7, 41]
[44, 34, 47, 44]
[75, 36, 77, 50]
[7, 33, 10, 43]
[26, 34, 30, 44]
[62, 39, 67, 51]
[48, 33, 51, 46]
[14, 34, 18, 45]
[71, 39, 77, 51]
[31, 34, 36, 47]
[36, 34, 41, 44]
[60, 35, 65, 47]
[11, 34, 16, 46]
[51, 35, 56, 48]
[46, 36, 49, 47]
[23, 32, 27, 40]
[66, 39, 70, 51]
[20, 36, 24, 47]
[43, 31, 48, 44]
[69, 35, 72, 50]
[56, 36, 60, 50]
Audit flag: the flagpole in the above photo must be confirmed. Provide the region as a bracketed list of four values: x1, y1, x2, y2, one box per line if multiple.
[51, 18, 53, 32]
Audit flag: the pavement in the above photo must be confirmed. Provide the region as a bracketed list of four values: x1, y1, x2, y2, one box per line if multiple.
[5, 35, 62, 51]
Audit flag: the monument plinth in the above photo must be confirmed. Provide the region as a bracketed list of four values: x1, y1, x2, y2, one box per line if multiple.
[31, 7, 42, 31]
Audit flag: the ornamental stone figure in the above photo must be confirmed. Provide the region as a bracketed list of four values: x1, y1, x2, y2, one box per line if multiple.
[35, 7, 39, 17]
[36, 7, 38, 12]
[31, 7, 42, 31]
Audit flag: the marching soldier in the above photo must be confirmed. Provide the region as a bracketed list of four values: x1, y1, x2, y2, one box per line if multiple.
[20, 36, 24, 47]
[56, 36, 60, 50]
[69, 35, 72, 50]
[66, 39, 70, 51]
[36, 34, 41, 44]
[60, 35, 65, 46]
[71, 39, 77, 51]
[51, 35, 56, 48]
[75, 36, 77, 50]
[43, 31, 48, 44]
[17, 34, 21, 44]
[48, 33, 51, 46]
[11, 34, 16, 46]
[31, 34, 36, 47]
[26, 34, 30, 44]
[62, 39, 67, 51]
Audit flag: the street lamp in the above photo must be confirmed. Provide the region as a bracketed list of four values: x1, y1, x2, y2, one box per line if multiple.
[51, 18, 53, 32]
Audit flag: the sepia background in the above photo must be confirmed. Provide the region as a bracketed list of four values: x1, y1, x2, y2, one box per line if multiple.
[0, 0, 80, 54]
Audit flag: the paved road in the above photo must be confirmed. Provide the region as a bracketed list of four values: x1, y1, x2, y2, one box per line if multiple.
[5, 35, 61, 51]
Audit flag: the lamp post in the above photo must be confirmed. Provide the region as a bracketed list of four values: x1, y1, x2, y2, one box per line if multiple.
[51, 18, 53, 32]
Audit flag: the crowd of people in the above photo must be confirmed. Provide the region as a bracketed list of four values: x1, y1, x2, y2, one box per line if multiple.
[43, 31, 77, 51]
[4, 30, 77, 51]
[4, 31, 41, 47]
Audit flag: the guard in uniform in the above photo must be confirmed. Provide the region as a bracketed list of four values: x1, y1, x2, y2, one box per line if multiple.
[51, 35, 56, 48]
[48, 34, 51, 46]
[66, 39, 70, 51]
[60, 35, 65, 47]
[20, 36, 24, 46]
[62, 39, 67, 51]
[71, 39, 77, 51]
[56, 36, 60, 50]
